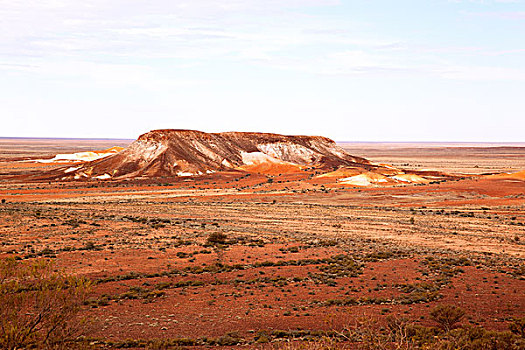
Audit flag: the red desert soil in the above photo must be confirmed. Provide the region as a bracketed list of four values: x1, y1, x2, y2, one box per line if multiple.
[0, 138, 524, 348]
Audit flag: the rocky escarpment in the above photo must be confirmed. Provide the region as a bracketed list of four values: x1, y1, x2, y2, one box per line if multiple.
[50, 129, 372, 180]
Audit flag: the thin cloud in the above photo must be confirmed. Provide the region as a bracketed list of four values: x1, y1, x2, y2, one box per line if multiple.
[1, 0, 524, 141]
[465, 10, 525, 19]
[2, 0, 521, 82]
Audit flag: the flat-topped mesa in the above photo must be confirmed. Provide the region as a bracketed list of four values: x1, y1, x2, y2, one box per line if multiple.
[137, 129, 337, 146]
[49, 129, 372, 180]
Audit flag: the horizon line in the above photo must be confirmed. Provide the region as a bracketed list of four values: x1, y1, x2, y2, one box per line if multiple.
[1, 136, 524, 145]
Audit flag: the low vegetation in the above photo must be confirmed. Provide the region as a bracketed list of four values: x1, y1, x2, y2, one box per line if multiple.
[0, 258, 91, 350]
[0, 167, 523, 349]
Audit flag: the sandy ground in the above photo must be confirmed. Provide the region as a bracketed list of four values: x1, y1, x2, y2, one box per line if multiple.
[339, 142, 525, 174]
[0, 138, 132, 160]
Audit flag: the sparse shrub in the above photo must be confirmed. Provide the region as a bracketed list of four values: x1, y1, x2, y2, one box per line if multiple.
[212, 332, 243, 346]
[430, 304, 466, 331]
[83, 241, 97, 250]
[255, 331, 270, 343]
[317, 239, 338, 247]
[205, 232, 228, 246]
[509, 317, 525, 338]
[176, 251, 189, 258]
[435, 326, 524, 350]
[318, 254, 363, 277]
[0, 258, 91, 349]
[38, 247, 56, 257]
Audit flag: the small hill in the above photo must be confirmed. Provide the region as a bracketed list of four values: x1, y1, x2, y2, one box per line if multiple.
[35, 146, 125, 163]
[488, 170, 525, 181]
[45, 129, 373, 180]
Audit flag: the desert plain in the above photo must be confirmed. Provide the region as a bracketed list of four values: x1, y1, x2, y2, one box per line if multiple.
[0, 138, 524, 349]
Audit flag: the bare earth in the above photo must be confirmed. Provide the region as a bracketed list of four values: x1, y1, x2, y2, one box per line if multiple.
[0, 139, 524, 348]
[340, 142, 525, 174]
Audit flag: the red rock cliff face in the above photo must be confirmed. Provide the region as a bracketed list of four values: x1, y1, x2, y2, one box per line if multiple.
[53, 129, 371, 180]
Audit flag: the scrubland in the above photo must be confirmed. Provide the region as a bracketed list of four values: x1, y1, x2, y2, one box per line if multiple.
[0, 140, 524, 349]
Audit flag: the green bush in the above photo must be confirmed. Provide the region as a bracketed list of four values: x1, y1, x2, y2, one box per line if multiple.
[430, 304, 466, 331]
[0, 258, 91, 349]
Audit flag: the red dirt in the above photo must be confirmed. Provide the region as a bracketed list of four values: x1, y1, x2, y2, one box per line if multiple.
[0, 140, 524, 348]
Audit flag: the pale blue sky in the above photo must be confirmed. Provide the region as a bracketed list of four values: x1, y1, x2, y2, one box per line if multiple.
[1, 0, 524, 141]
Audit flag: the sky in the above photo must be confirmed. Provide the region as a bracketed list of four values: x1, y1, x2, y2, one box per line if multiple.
[1, 0, 524, 141]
